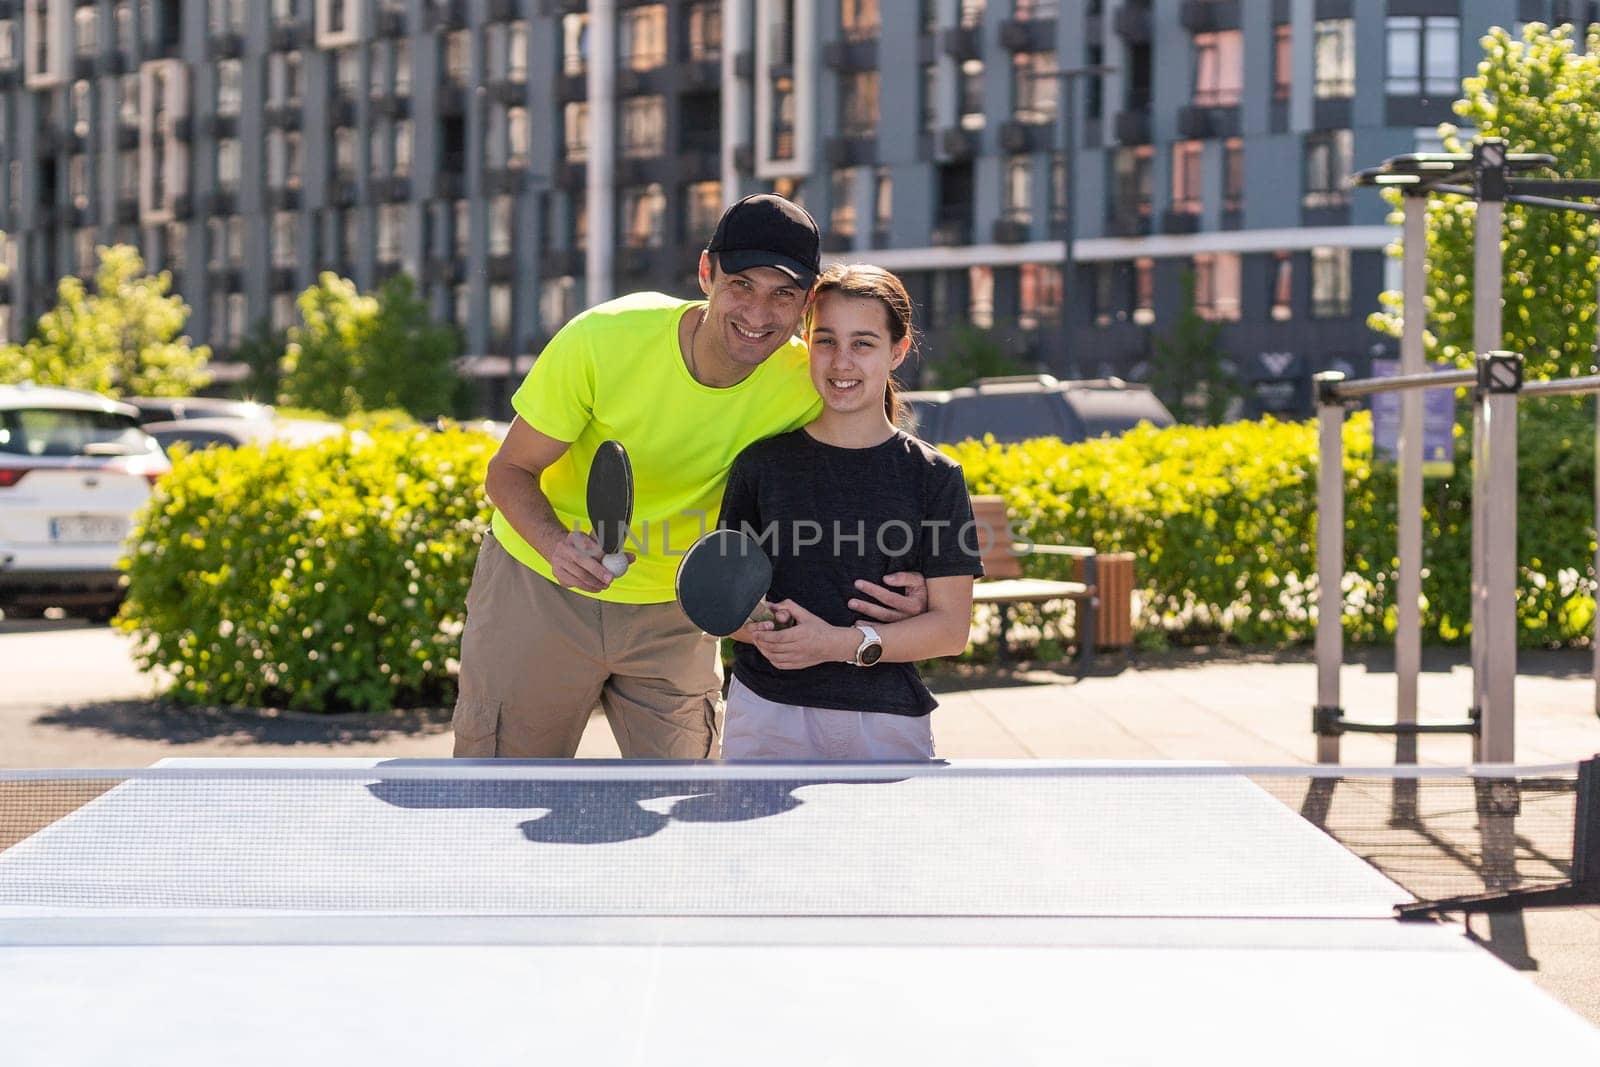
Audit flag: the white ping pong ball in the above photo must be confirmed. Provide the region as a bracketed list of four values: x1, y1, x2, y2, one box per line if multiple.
[603, 554, 628, 577]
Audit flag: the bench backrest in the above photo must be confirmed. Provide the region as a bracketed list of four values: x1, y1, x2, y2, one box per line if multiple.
[970, 495, 1024, 580]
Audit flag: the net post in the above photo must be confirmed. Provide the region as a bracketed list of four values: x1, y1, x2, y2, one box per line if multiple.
[1315, 371, 1347, 764]
[1477, 351, 1521, 763]
[1396, 194, 1427, 786]
[1470, 145, 1506, 758]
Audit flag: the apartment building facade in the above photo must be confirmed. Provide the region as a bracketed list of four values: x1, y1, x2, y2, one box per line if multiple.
[0, 0, 1594, 415]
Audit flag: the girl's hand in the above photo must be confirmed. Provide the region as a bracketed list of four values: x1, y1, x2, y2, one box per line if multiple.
[751, 600, 858, 671]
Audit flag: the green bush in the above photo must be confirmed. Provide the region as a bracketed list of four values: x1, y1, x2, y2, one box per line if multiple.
[120, 424, 496, 712]
[947, 405, 1597, 649]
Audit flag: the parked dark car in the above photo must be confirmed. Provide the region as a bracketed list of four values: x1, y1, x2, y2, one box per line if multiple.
[124, 396, 274, 426]
[900, 375, 1176, 446]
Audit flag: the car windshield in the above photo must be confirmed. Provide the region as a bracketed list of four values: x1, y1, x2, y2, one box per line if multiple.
[0, 408, 152, 457]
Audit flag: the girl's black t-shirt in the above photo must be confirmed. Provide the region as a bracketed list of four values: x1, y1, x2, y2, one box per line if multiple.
[716, 428, 985, 716]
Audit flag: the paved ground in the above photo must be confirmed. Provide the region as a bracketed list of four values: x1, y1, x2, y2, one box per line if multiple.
[3, 617, 1598, 1024]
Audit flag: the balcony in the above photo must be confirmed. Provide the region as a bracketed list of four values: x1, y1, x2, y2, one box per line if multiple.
[1176, 105, 1239, 139]
[96, 53, 128, 77]
[823, 39, 878, 71]
[370, 93, 411, 120]
[266, 187, 302, 210]
[938, 128, 978, 160]
[210, 31, 244, 58]
[484, 168, 524, 196]
[992, 218, 1031, 244]
[116, 124, 140, 150]
[270, 267, 297, 292]
[488, 78, 526, 106]
[557, 161, 586, 189]
[820, 232, 854, 253]
[115, 197, 140, 225]
[487, 0, 521, 21]
[1160, 208, 1201, 234]
[999, 120, 1053, 153]
[824, 135, 877, 166]
[998, 17, 1057, 52]
[1179, 0, 1240, 33]
[374, 10, 406, 37]
[72, 53, 95, 80]
[1114, 109, 1150, 144]
[931, 216, 972, 246]
[328, 178, 359, 207]
[330, 96, 359, 127]
[1114, 1, 1152, 42]
[266, 104, 301, 129]
[438, 85, 469, 116]
[541, 249, 584, 276]
[201, 115, 239, 139]
[270, 20, 312, 51]
[208, 266, 244, 291]
[1104, 208, 1151, 237]
[377, 177, 411, 202]
[428, 0, 469, 30]
[936, 26, 983, 64]
[426, 257, 467, 285]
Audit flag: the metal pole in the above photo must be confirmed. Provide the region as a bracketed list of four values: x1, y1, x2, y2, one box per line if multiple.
[1061, 74, 1077, 378]
[1396, 194, 1427, 767]
[1594, 256, 1600, 720]
[1478, 351, 1522, 763]
[585, 0, 616, 305]
[1471, 143, 1507, 756]
[1315, 372, 1347, 764]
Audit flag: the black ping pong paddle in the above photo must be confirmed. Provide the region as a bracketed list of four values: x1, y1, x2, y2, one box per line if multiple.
[586, 440, 633, 577]
[675, 528, 789, 636]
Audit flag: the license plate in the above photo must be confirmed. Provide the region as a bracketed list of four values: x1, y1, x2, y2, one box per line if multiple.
[49, 516, 130, 543]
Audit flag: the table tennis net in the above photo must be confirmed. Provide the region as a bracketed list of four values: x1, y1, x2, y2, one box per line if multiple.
[0, 762, 1587, 918]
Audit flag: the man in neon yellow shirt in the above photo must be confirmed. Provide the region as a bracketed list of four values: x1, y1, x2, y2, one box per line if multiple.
[453, 195, 927, 759]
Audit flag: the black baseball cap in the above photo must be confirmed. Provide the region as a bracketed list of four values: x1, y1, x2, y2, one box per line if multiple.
[706, 193, 821, 289]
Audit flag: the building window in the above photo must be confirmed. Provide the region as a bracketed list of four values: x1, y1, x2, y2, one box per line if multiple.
[959, 59, 985, 130]
[687, 2, 722, 61]
[563, 101, 588, 163]
[216, 139, 240, 193]
[562, 12, 588, 76]
[284, 131, 302, 187]
[507, 20, 528, 81]
[1003, 155, 1031, 223]
[1108, 145, 1153, 224]
[873, 166, 892, 240]
[166, 222, 187, 270]
[74, 7, 97, 56]
[506, 108, 527, 169]
[1019, 263, 1061, 329]
[842, 0, 880, 41]
[968, 266, 994, 329]
[621, 96, 665, 158]
[1050, 152, 1067, 227]
[272, 294, 295, 331]
[1303, 129, 1352, 209]
[216, 59, 241, 116]
[541, 277, 580, 331]
[273, 211, 298, 269]
[490, 284, 512, 345]
[394, 40, 411, 95]
[830, 167, 857, 237]
[1311, 246, 1351, 318]
[1314, 19, 1355, 99]
[1171, 140, 1202, 215]
[1192, 31, 1242, 107]
[71, 79, 90, 136]
[1015, 0, 1058, 18]
[621, 4, 667, 71]
[621, 183, 666, 248]
[334, 127, 357, 179]
[1270, 251, 1293, 321]
[1193, 253, 1241, 321]
[772, 76, 796, 159]
[1011, 51, 1058, 125]
[1133, 258, 1154, 325]
[920, 64, 939, 132]
[335, 47, 360, 95]
[488, 196, 513, 256]
[1386, 15, 1459, 96]
[840, 71, 879, 138]
[445, 30, 469, 85]
[452, 200, 470, 257]
[684, 179, 721, 245]
[1223, 137, 1244, 214]
[1272, 24, 1291, 102]
[1092, 262, 1119, 327]
[394, 120, 411, 177]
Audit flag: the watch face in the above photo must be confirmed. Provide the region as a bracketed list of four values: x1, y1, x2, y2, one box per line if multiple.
[859, 641, 884, 666]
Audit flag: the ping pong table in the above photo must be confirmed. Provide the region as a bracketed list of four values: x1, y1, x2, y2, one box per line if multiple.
[2, 758, 1597, 1065]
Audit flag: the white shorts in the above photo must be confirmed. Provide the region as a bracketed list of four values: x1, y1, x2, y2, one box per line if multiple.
[722, 676, 935, 761]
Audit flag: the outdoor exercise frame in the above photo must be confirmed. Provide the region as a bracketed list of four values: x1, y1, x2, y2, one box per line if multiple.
[1317, 139, 1600, 766]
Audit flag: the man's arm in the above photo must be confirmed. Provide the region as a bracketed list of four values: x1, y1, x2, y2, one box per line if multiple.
[485, 417, 618, 593]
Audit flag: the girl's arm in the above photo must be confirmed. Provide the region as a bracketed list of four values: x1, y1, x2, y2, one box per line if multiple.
[754, 575, 974, 670]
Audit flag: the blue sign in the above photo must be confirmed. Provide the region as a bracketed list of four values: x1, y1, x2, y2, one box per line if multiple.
[1370, 359, 1458, 477]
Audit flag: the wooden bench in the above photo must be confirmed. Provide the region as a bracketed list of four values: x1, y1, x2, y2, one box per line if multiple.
[966, 496, 1135, 670]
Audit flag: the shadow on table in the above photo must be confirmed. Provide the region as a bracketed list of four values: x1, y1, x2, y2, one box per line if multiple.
[366, 759, 916, 845]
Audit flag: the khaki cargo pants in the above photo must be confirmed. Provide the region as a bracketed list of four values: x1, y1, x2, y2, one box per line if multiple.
[452, 536, 723, 759]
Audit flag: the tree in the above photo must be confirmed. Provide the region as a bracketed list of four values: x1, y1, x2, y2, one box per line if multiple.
[231, 316, 287, 404]
[1369, 23, 1600, 381]
[278, 272, 461, 419]
[0, 244, 210, 397]
[1149, 271, 1235, 425]
[927, 324, 1033, 388]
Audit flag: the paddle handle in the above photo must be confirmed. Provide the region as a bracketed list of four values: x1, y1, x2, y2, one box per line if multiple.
[746, 602, 794, 630]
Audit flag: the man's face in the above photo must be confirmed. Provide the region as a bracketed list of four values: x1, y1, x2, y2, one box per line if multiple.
[699, 254, 813, 371]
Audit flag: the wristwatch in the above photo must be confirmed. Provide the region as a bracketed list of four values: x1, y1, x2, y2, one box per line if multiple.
[850, 624, 884, 667]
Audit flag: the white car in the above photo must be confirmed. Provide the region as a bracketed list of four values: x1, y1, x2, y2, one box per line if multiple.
[0, 384, 171, 620]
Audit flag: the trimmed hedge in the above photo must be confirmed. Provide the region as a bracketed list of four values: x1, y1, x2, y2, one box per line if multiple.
[120, 424, 495, 712]
[120, 407, 1598, 713]
[946, 401, 1597, 649]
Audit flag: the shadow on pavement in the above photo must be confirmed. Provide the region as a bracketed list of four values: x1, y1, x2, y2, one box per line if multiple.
[33, 699, 453, 745]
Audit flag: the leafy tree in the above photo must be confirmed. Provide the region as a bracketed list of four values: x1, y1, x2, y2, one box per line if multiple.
[0, 244, 209, 397]
[231, 316, 287, 403]
[1369, 23, 1600, 381]
[278, 272, 461, 419]
[927, 324, 1033, 388]
[1149, 271, 1235, 425]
